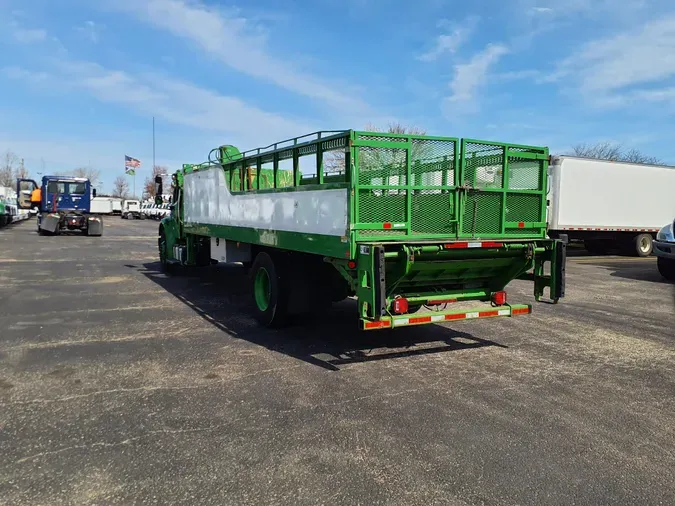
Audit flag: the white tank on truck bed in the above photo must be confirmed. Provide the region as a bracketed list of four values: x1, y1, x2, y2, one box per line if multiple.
[547, 155, 675, 256]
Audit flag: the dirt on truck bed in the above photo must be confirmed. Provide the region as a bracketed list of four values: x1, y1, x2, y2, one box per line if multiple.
[1, 217, 674, 505]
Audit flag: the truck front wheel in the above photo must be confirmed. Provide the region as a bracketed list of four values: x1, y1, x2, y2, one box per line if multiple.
[250, 252, 288, 328]
[657, 257, 675, 281]
[158, 228, 172, 273]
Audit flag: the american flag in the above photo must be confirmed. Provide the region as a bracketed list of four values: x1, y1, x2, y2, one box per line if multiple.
[125, 155, 140, 175]
[125, 155, 141, 168]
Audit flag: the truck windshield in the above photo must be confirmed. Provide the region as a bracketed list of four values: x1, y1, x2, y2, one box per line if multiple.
[46, 182, 66, 194]
[46, 181, 87, 194]
[69, 182, 86, 194]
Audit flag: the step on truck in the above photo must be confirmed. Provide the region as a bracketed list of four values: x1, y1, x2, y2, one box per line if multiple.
[156, 130, 566, 330]
[16, 176, 103, 236]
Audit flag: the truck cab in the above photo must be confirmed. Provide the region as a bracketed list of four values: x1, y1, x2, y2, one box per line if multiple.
[16, 176, 103, 236]
[121, 199, 143, 219]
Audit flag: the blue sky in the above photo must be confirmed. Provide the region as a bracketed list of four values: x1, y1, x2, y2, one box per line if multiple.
[1, 0, 674, 193]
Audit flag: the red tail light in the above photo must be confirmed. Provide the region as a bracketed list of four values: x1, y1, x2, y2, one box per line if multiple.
[491, 291, 507, 305]
[392, 298, 409, 314]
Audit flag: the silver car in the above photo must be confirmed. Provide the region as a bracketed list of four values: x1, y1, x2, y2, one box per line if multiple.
[654, 220, 675, 280]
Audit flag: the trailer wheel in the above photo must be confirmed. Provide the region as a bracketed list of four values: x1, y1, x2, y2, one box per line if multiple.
[633, 234, 653, 257]
[250, 252, 288, 328]
[657, 257, 675, 281]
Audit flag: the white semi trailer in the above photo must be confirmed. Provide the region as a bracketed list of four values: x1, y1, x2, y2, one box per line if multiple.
[547, 156, 675, 256]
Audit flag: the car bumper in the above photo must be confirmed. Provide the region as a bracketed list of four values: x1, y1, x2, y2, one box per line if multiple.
[654, 240, 675, 260]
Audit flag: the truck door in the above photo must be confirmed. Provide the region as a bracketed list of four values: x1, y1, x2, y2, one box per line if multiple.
[16, 179, 38, 209]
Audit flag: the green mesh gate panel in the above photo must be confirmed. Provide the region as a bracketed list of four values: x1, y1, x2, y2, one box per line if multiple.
[354, 133, 459, 240]
[458, 139, 548, 239]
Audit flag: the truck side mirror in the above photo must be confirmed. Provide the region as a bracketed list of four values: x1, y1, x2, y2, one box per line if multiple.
[92, 188, 97, 198]
[154, 175, 163, 197]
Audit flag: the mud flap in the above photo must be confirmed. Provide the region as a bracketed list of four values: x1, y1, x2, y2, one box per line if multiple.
[551, 239, 566, 301]
[40, 213, 61, 233]
[87, 216, 103, 236]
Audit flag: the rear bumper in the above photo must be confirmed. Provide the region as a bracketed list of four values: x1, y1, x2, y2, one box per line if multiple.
[654, 240, 675, 260]
[361, 303, 531, 330]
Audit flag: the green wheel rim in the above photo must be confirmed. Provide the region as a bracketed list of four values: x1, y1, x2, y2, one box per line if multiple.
[254, 267, 271, 311]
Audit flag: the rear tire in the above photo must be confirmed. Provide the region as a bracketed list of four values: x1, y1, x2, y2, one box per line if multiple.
[633, 234, 653, 257]
[657, 257, 675, 281]
[250, 252, 288, 328]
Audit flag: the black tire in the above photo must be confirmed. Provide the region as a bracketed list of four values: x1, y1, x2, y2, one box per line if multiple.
[158, 228, 172, 274]
[250, 252, 289, 328]
[584, 239, 609, 255]
[657, 257, 675, 281]
[633, 234, 653, 257]
[140, 214, 146, 220]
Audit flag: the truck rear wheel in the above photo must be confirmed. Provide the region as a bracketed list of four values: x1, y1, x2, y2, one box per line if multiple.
[250, 252, 288, 328]
[657, 257, 675, 281]
[633, 234, 653, 257]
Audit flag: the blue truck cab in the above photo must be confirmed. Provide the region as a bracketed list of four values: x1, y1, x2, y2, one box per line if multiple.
[16, 176, 103, 236]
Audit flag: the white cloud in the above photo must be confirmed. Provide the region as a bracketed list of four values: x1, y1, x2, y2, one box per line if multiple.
[11, 26, 47, 43]
[418, 18, 478, 62]
[2, 60, 316, 148]
[550, 14, 675, 106]
[443, 43, 509, 113]
[107, 0, 369, 114]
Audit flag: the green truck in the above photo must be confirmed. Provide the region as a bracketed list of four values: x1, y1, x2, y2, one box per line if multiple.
[156, 130, 566, 330]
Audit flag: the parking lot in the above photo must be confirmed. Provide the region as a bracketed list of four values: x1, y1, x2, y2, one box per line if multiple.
[1, 217, 674, 505]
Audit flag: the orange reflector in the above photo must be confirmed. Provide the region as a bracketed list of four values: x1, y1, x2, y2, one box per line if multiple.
[383, 222, 392, 229]
[512, 307, 531, 315]
[444, 242, 468, 249]
[364, 320, 391, 329]
[518, 222, 525, 228]
[409, 316, 431, 325]
[482, 242, 504, 248]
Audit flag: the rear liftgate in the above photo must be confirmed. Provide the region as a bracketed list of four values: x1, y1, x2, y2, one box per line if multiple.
[356, 239, 565, 330]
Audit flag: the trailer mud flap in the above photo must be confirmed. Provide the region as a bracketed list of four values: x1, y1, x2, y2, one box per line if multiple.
[87, 216, 103, 236]
[552, 239, 566, 301]
[40, 213, 60, 233]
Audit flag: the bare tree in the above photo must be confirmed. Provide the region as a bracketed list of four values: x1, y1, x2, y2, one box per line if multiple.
[0, 150, 19, 187]
[571, 142, 662, 165]
[324, 122, 429, 176]
[15, 158, 30, 179]
[144, 165, 169, 198]
[112, 176, 130, 198]
[73, 166, 102, 186]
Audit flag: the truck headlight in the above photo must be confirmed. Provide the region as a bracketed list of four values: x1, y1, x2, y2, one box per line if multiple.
[657, 222, 674, 242]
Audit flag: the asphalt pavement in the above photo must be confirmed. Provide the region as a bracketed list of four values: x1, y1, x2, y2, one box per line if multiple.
[1, 217, 674, 505]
